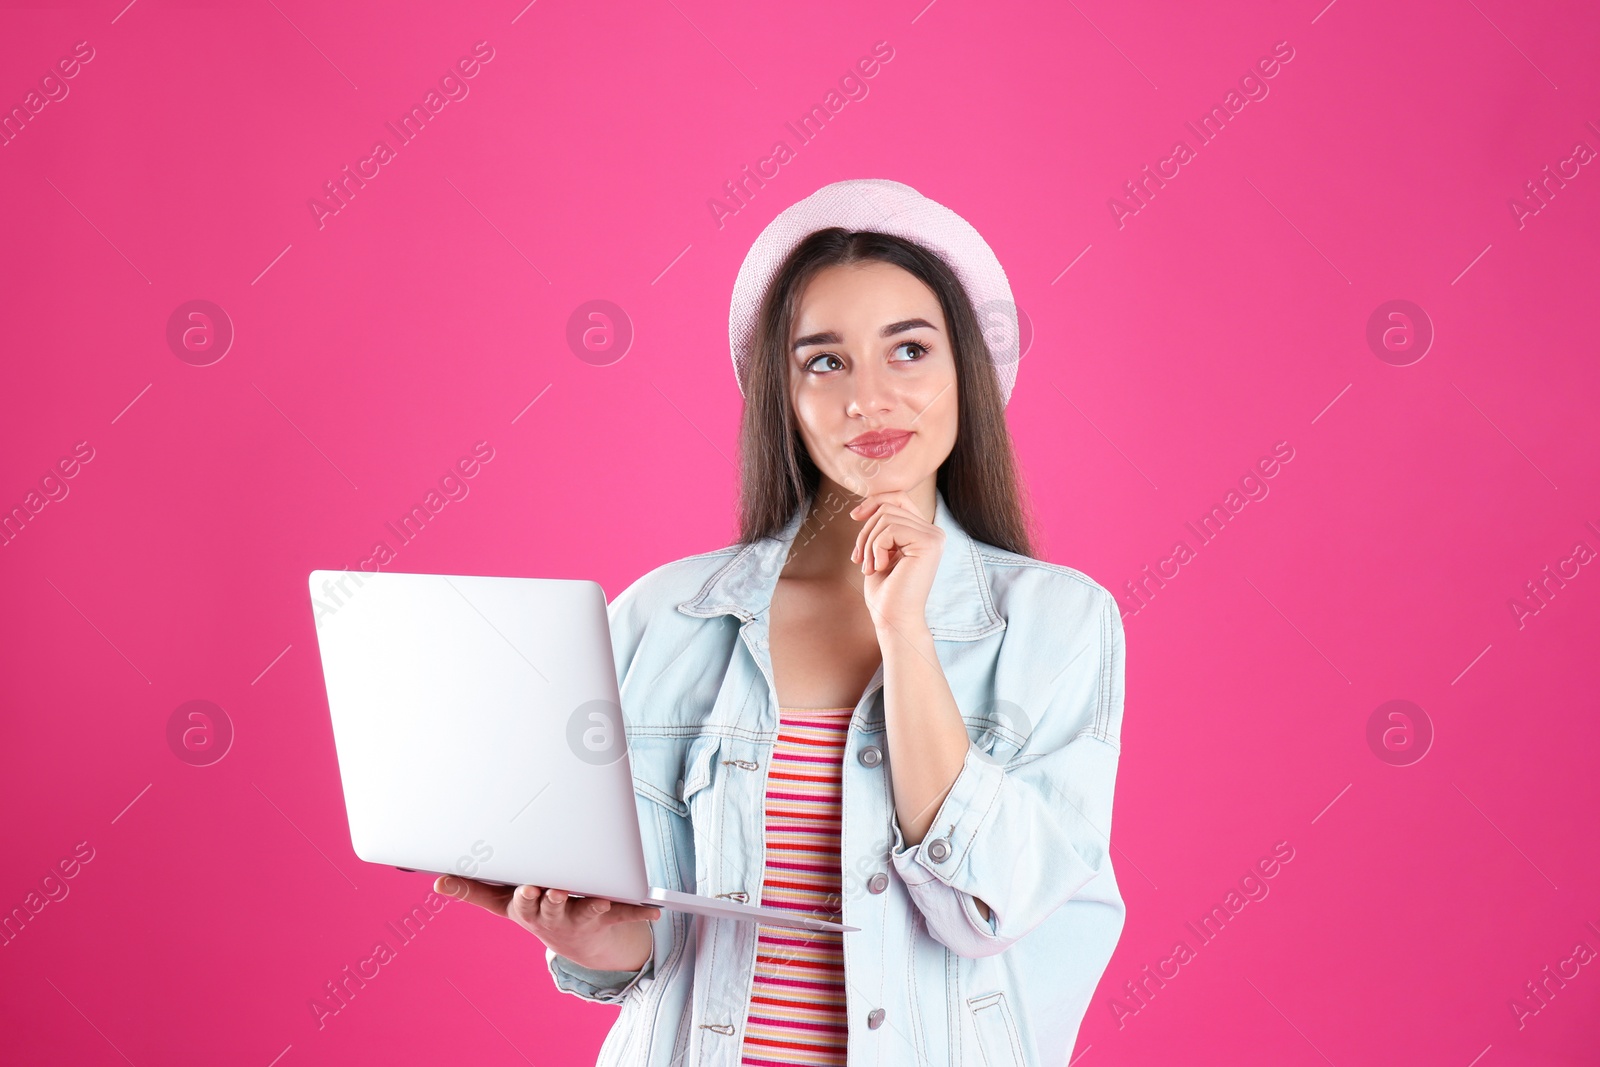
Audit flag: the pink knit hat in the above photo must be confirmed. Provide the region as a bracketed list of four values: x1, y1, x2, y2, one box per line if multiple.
[728, 178, 1021, 406]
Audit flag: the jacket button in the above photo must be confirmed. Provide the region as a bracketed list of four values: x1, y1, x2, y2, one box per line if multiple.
[867, 1008, 885, 1029]
[926, 838, 951, 862]
[858, 745, 883, 768]
[867, 872, 889, 894]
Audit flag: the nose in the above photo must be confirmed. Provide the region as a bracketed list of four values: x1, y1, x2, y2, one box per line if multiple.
[845, 358, 894, 418]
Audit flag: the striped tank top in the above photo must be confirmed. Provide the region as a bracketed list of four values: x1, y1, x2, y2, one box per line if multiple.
[738, 706, 854, 1067]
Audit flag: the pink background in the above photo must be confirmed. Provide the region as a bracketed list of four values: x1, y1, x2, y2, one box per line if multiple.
[3, 0, 1597, 1063]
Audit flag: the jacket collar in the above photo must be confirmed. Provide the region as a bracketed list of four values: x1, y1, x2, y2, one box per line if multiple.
[677, 487, 1005, 641]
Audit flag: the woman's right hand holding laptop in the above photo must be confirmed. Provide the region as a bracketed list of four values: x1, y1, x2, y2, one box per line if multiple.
[434, 877, 660, 972]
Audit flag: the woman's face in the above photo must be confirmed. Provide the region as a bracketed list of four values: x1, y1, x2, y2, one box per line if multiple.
[787, 260, 959, 500]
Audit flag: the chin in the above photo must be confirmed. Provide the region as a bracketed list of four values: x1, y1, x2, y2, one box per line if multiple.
[835, 468, 929, 498]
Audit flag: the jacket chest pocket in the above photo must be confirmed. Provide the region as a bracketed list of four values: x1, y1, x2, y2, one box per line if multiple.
[679, 734, 724, 894]
[967, 992, 1024, 1067]
[629, 735, 702, 893]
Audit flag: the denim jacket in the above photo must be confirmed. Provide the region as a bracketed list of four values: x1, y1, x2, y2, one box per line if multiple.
[546, 488, 1127, 1067]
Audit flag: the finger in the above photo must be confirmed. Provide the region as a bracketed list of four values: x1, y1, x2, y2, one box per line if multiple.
[859, 501, 920, 539]
[852, 492, 923, 522]
[569, 896, 661, 927]
[596, 901, 665, 924]
[877, 491, 929, 521]
[864, 500, 925, 529]
[435, 875, 513, 916]
[857, 509, 896, 573]
[864, 513, 912, 575]
[507, 884, 547, 925]
[850, 501, 879, 563]
[872, 521, 903, 573]
[540, 886, 571, 926]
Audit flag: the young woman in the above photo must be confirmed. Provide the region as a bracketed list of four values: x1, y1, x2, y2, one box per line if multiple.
[439, 180, 1128, 1067]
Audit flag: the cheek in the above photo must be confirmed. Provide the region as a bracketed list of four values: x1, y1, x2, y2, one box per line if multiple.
[916, 380, 960, 439]
[791, 392, 835, 441]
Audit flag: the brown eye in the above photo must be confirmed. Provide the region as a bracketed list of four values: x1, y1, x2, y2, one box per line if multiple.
[805, 353, 844, 373]
[890, 341, 930, 361]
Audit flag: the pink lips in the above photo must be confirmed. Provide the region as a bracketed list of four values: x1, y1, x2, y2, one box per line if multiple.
[845, 430, 912, 459]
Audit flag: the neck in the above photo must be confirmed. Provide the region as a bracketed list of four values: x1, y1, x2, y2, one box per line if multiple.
[781, 475, 938, 581]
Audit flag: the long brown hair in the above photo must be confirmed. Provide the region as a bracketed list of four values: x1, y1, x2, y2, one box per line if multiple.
[735, 228, 1036, 557]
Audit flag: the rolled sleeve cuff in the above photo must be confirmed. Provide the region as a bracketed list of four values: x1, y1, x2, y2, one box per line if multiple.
[546, 945, 653, 1004]
[891, 743, 1005, 884]
[890, 745, 1008, 950]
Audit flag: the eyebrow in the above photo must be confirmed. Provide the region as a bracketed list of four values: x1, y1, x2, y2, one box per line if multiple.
[792, 318, 940, 353]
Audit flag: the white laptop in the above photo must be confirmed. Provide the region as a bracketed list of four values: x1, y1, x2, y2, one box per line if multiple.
[307, 569, 854, 934]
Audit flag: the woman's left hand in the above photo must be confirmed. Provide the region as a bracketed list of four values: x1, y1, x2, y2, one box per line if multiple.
[850, 491, 945, 631]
